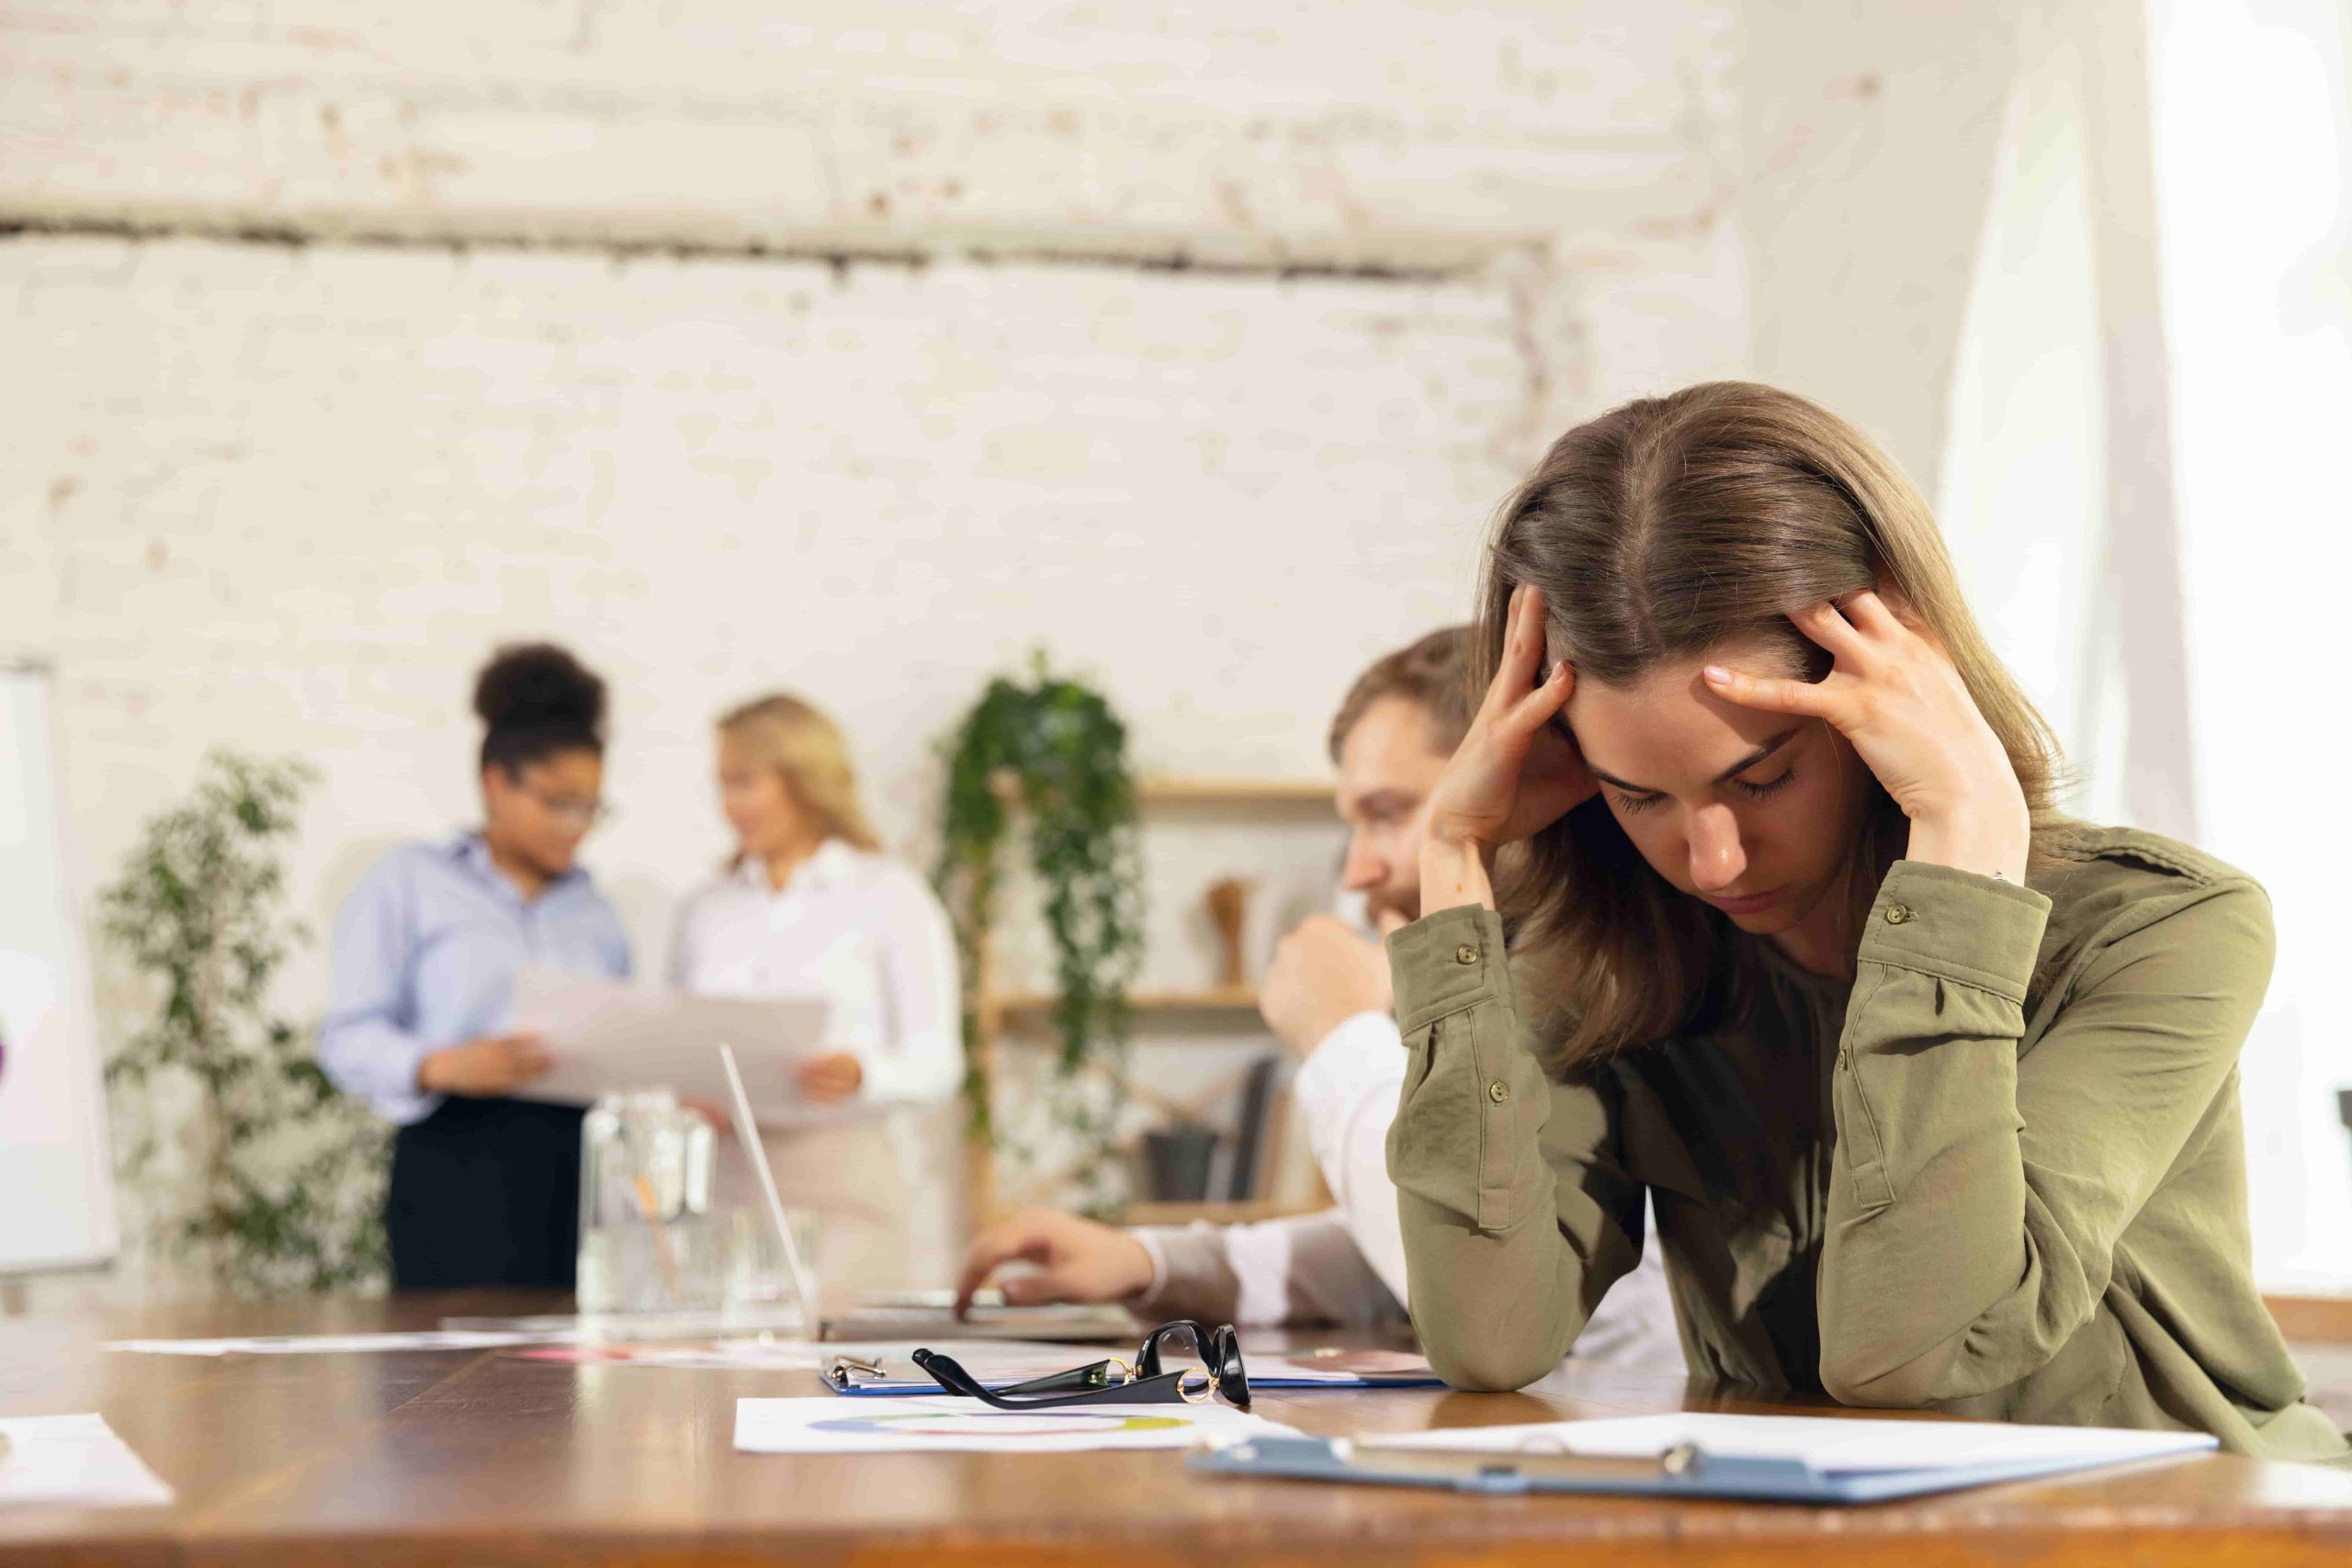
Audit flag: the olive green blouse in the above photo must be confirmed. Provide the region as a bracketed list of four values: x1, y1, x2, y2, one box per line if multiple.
[1385, 824, 2347, 1462]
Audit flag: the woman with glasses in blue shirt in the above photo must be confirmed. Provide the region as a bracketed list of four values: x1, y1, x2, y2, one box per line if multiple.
[320, 643, 632, 1289]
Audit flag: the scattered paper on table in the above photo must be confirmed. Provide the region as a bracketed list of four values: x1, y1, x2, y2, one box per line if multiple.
[511, 1337, 831, 1370]
[0, 1414, 174, 1507]
[512, 1338, 1102, 1374]
[106, 1329, 557, 1357]
[734, 1395, 1297, 1454]
[441, 1307, 809, 1337]
[1364, 1413, 2216, 1472]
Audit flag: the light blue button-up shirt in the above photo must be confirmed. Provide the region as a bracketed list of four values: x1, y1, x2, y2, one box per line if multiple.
[319, 833, 633, 1125]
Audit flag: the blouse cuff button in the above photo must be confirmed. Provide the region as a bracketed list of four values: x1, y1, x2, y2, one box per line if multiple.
[1454, 944, 1479, 965]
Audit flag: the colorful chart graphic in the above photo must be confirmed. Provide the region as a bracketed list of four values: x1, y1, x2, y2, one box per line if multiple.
[810, 1410, 1187, 1440]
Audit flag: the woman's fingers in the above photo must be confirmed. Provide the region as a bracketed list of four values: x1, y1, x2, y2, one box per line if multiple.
[1702, 661, 1840, 720]
[1787, 599, 1869, 662]
[1484, 583, 1549, 715]
[1837, 589, 1904, 637]
[1504, 658, 1575, 734]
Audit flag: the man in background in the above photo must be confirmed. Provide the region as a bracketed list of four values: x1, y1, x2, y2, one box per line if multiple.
[957, 627, 1680, 1371]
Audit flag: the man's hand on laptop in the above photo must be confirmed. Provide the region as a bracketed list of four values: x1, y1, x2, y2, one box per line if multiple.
[955, 1209, 1155, 1317]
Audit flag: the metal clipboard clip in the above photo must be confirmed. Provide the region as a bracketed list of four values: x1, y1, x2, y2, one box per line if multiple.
[820, 1354, 890, 1392]
[1192, 1434, 1842, 1503]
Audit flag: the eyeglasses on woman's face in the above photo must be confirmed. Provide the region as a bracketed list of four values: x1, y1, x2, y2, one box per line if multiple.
[517, 784, 612, 827]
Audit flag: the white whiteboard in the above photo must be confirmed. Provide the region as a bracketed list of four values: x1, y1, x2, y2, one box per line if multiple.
[0, 664, 118, 1273]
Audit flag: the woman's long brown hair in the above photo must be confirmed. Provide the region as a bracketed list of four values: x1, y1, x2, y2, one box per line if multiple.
[1479, 381, 2067, 1073]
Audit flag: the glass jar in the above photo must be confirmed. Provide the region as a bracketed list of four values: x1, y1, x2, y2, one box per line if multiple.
[575, 1089, 719, 1316]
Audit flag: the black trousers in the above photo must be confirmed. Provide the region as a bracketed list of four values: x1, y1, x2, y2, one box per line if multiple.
[387, 1097, 584, 1290]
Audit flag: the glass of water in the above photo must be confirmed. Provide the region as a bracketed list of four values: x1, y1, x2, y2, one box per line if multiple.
[723, 1205, 821, 1332]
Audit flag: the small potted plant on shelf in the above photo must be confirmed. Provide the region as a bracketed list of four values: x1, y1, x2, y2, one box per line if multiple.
[1137, 1119, 1222, 1204]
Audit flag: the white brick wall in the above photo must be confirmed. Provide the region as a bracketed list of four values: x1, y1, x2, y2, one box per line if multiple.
[4, 234, 1560, 910]
[0, 0, 2042, 1301]
[1, 0, 1738, 270]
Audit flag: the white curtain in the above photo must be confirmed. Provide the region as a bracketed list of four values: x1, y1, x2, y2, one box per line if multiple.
[1939, 0, 2352, 1287]
[2150, 0, 2352, 1288]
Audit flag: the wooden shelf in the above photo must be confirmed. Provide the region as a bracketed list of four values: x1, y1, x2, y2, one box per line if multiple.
[989, 986, 1261, 1019]
[989, 772, 1334, 810]
[966, 765, 1332, 1224]
[1136, 776, 1334, 808]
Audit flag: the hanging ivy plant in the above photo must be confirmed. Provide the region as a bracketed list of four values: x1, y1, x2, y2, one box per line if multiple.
[100, 751, 389, 1294]
[933, 654, 1145, 1156]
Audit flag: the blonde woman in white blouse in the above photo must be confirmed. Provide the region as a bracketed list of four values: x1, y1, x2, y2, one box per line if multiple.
[672, 693, 962, 1296]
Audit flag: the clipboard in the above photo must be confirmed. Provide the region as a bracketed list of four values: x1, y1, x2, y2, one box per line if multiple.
[1192, 1423, 2218, 1505]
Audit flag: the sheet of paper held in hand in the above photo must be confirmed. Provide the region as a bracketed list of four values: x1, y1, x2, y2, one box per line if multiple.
[507, 966, 829, 1120]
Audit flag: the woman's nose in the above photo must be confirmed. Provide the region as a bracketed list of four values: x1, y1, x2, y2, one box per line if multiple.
[1686, 805, 1748, 892]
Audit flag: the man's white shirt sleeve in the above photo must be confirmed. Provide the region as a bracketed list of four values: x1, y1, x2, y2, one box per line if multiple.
[1288, 1010, 1411, 1303]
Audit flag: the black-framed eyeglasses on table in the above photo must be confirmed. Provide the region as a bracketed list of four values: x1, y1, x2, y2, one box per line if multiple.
[911, 1320, 1252, 1412]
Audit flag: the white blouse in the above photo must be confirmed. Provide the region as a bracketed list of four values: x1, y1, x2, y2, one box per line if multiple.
[672, 839, 963, 1126]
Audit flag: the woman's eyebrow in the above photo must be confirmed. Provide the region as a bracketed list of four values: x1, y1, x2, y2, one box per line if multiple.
[1709, 727, 1803, 784]
[1588, 728, 1803, 795]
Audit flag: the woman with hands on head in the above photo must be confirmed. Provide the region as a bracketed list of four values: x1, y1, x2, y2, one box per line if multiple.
[1392, 381, 2346, 1461]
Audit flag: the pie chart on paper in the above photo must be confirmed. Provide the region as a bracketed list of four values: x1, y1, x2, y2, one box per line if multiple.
[811, 1410, 1187, 1439]
[734, 1395, 1278, 1453]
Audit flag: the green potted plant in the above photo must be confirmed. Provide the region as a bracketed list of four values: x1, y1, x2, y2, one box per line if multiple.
[100, 751, 388, 1294]
[934, 656, 1145, 1208]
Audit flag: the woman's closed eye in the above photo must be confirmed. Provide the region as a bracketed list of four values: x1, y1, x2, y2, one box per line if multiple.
[1731, 767, 1796, 801]
[1609, 768, 1794, 815]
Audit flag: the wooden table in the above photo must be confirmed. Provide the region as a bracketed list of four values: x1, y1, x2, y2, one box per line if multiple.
[3, 1292, 2348, 1565]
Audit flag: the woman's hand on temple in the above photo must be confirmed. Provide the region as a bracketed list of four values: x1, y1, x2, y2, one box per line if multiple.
[1702, 591, 2031, 883]
[1419, 583, 1599, 912]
